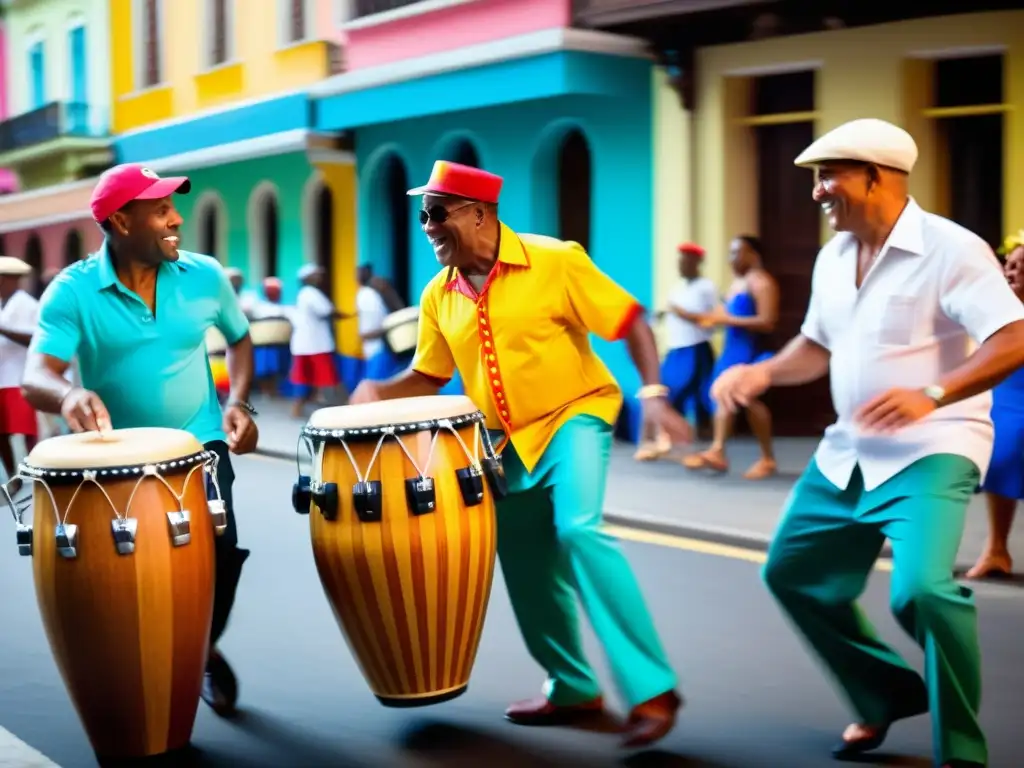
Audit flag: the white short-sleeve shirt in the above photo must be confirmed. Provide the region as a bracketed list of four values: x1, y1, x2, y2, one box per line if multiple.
[290, 285, 336, 357]
[664, 277, 718, 349]
[801, 199, 1024, 491]
[356, 285, 390, 358]
[0, 289, 39, 388]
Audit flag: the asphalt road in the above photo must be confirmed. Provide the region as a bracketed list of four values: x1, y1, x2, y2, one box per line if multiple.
[1, 453, 1022, 768]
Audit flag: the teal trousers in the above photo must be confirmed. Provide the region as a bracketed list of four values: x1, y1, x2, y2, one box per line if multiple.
[494, 415, 678, 708]
[762, 454, 986, 766]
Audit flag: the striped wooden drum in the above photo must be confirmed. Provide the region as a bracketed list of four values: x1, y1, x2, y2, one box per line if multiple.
[298, 396, 501, 707]
[11, 429, 219, 761]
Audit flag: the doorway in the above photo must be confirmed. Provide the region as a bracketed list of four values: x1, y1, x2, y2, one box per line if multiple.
[557, 129, 592, 255]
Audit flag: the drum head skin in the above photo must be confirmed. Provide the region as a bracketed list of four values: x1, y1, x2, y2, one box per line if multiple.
[26, 428, 204, 469]
[308, 395, 479, 430]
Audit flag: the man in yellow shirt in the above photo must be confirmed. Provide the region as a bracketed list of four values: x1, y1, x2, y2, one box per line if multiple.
[350, 161, 690, 747]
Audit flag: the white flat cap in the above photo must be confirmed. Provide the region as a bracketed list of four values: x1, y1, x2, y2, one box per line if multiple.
[0, 256, 32, 276]
[297, 263, 321, 280]
[794, 118, 919, 173]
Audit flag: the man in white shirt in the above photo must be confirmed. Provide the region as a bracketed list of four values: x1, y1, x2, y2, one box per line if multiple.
[356, 264, 403, 380]
[289, 264, 344, 417]
[635, 243, 718, 460]
[0, 256, 39, 477]
[712, 118, 1024, 768]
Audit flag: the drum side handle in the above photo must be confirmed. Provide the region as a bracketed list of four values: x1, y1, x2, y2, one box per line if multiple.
[2, 474, 33, 556]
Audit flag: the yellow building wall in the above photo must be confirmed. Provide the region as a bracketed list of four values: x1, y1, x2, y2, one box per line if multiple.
[689, 10, 1024, 288]
[317, 162, 361, 358]
[110, 0, 333, 133]
[651, 67, 694, 352]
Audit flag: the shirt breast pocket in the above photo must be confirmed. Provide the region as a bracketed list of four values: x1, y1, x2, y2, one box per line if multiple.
[878, 295, 918, 346]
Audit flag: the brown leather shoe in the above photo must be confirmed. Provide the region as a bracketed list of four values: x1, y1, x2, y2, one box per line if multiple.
[622, 690, 682, 748]
[504, 695, 605, 726]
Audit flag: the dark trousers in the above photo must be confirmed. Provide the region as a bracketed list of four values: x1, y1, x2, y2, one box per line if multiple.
[204, 440, 250, 649]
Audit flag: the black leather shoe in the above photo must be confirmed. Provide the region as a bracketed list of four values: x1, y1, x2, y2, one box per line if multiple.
[201, 649, 239, 717]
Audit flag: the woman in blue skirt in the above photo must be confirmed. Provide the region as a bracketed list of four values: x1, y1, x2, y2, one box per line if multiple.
[967, 231, 1024, 579]
[683, 235, 779, 480]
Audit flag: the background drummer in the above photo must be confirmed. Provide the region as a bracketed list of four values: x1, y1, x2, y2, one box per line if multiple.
[351, 161, 690, 748]
[21, 163, 259, 719]
[357, 264, 406, 379]
[0, 256, 39, 478]
[289, 263, 351, 418]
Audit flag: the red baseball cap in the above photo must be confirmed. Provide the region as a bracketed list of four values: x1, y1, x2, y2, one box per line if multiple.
[678, 242, 706, 257]
[90, 163, 191, 223]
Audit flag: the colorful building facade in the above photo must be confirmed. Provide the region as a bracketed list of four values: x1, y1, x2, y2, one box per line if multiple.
[314, 0, 656, 413]
[0, 0, 112, 286]
[0, 20, 18, 195]
[579, 2, 1024, 436]
[107, 0, 360, 387]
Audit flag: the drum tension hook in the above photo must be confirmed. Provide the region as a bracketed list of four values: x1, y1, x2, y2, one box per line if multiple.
[167, 511, 192, 547]
[56, 523, 79, 559]
[208, 499, 228, 535]
[455, 466, 485, 507]
[111, 518, 139, 556]
[353, 480, 383, 523]
[312, 481, 340, 521]
[405, 476, 437, 516]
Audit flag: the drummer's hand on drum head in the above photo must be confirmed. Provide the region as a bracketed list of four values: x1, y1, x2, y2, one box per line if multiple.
[349, 380, 383, 404]
[60, 388, 112, 435]
[224, 406, 259, 455]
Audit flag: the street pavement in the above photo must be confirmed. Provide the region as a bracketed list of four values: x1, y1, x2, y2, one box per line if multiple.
[1, 453, 1023, 767]
[251, 394, 1024, 580]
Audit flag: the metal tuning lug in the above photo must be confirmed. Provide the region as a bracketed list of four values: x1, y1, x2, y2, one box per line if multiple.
[111, 518, 138, 555]
[405, 476, 436, 516]
[166, 510, 192, 547]
[208, 499, 228, 535]
[15, 522, 32, 557]
[352, 480, 383, 523]
[292, 474, 312, 515]
[55, 523, 79, 559]
[311, 481, 339, 521]
[481, 456, 508, 500]
[455, 466, 485, 507]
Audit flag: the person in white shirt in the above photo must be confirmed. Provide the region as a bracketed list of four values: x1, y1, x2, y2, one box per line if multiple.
[635, 243, 718, 461]
[356, 264, 405, 380]
[0, 256, 40, 476]
[289, 264, 346, 417]
[712, 118, 1024, 768]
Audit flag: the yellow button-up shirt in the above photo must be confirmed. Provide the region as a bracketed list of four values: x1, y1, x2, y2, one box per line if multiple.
[412, 222, 642, 472]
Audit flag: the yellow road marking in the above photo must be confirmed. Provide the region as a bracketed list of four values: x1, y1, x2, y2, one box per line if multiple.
[603, 524, 895, 573]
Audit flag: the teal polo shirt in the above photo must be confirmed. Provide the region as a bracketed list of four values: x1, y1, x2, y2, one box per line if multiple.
[30, 241, 250, 445]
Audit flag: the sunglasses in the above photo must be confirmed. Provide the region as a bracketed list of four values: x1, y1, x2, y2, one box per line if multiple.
[419, 202, 475, 226]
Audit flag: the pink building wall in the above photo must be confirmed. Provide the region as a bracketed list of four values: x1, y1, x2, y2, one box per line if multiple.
[0, 24, 17, 194]
[3, 220, 103, 273]
[345, 0, 571, 71]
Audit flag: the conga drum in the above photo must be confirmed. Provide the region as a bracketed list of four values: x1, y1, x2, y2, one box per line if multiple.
[382, 307, 419, 356]
[249, 316, 292, 347]
[292, 395, 505, 707]
[2, 428, 225, 761]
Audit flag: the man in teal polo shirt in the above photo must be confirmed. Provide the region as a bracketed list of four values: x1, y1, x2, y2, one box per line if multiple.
[22, 163, 259, 721]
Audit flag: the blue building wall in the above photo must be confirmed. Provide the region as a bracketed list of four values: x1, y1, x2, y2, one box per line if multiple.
[114, 93, 310, 161]
[316, 51, 654, 406]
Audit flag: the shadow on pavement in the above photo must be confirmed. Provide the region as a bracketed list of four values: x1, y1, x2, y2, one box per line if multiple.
[397, 720, 737, 768]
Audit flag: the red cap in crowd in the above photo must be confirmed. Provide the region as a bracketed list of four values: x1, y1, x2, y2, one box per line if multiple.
[678, 242, 705, 257]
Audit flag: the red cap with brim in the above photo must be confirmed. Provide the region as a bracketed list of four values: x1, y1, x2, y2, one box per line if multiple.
[678, 242, 705, 257]
[407, 160, 503, 204]
[90, 163, 191, 223]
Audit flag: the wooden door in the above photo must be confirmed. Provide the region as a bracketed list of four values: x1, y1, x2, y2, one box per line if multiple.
[755, 121, 836, 436]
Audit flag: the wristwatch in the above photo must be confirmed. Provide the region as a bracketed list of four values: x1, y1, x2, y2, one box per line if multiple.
[922, 385, 946, 406]
[228, 399, 258, 417]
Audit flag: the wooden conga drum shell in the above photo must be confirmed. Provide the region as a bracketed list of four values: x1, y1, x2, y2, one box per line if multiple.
[24, 429, 215, 760]
[305, 396, 497, 707]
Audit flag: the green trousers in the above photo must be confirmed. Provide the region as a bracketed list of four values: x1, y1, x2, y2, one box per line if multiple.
[762, 454, 985, 766]
[494, 415, 677, 708]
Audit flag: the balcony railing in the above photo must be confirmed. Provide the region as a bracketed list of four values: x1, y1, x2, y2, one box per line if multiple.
[352, 0, 428, 20]
[0, 102, 103, 154]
